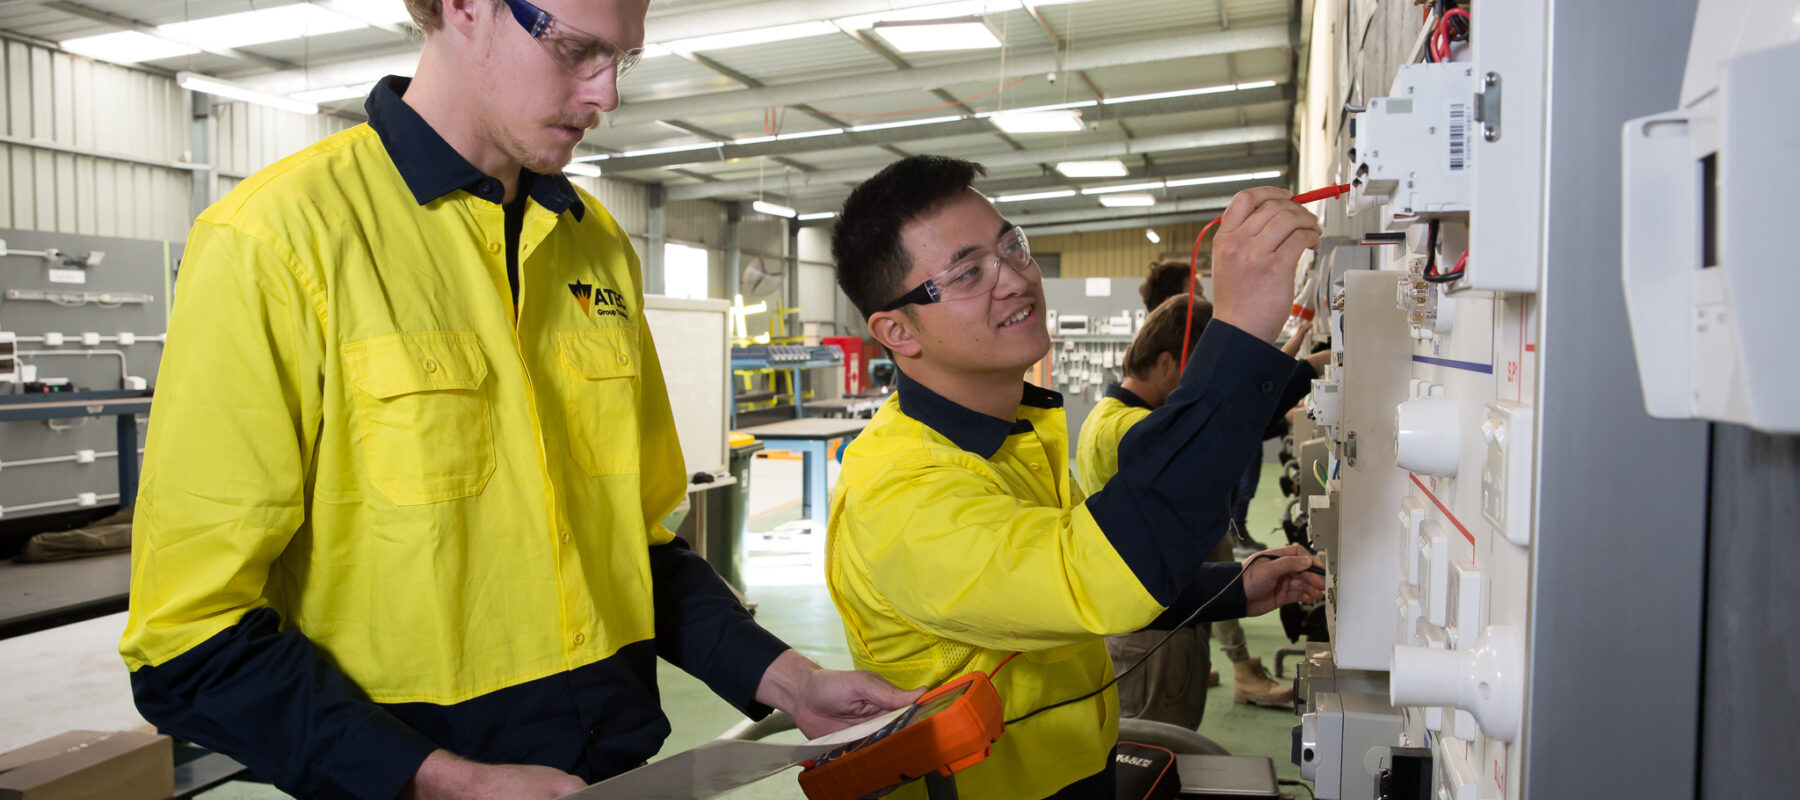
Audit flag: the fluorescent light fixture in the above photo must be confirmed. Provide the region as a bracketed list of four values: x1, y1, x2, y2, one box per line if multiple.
[562, 163, 603, 178]
[974, 100, 1095, 118]
[1056, 160, 1127, 178]
[774, 128, 845, 141]
[1164, 170, 1282, 188]
[160, 5, 364, 50]
[60, 31, 198, 64]
[837, 1, 1020, 30]
[290, 83, 376, 103]
[989, 109, 1084, 134]
[1099, 193, 1156, 207]
[1146, 229, 1161, 244]
[849, 115, 964, 133]
[753, 200, 798, 218]
[797, 211, 837, 221]
[664, 21, 837, 53]
[1081, 181, 1166, 195]
[177, 72, 319, 115]
[994, 189, 1077, 203]
[873, 17, 1002, 52]
[618, 141, 722, 158]
[1102, 80, 1279, 105]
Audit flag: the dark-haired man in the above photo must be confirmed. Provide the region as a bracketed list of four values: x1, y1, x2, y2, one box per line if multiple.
[824, 155, 1326, 798]
[1139, 258, 1205, 310]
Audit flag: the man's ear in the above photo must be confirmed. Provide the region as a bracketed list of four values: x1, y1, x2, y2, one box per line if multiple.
[869, 311, 923, 359]
[1157, 350, 1180, 377]
[441, 0, 484, 39]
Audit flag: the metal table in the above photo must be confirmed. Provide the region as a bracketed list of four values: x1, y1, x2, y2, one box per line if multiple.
[735, 418, 868, 535]
[0, 389, 154, 505]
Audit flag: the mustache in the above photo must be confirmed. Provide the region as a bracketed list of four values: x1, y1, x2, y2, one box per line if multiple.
[554, 115, 602, 130]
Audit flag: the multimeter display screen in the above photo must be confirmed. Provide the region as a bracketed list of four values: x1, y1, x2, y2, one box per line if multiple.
[810, 681, 975, 768]
[911, 682, 970, 721]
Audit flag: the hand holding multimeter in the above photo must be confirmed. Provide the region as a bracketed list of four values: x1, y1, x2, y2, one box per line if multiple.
[798, 671, 1005, 800]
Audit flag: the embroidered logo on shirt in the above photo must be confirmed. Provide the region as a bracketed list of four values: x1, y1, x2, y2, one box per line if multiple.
[567, 279, 631, 321]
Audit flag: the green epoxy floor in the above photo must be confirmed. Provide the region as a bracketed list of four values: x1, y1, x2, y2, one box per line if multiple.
[201, 462, 1308, 799]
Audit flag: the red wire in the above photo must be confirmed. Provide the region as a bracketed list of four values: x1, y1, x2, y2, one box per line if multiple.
[1179, 184, 1352, 369]
[990, 651, 1022, 679]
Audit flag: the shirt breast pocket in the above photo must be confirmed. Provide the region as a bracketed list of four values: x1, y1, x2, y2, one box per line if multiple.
[343, 332, 495, 505]
[554, 328, 641, 476]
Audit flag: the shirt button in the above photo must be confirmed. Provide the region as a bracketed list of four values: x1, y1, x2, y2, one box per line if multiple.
[487, 241, 501, 254]
[1260, 380, 1275, 394]
[573, 632, 585, 646]
[616, 354, 631, 366]
[1028, 463, 1041, 471]
[560, 529, 572, 543]
[422, 359, 438, 373]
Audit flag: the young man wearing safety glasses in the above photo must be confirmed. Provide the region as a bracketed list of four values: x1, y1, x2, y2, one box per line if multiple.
[120, 2, 922, 799]
[825, 155, 1328, 798]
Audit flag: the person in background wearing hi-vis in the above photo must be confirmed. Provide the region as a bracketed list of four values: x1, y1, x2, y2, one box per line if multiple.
[1134, 264, 1331, 710]
[1078, 295, 1328, 720]
[118, 2, 921, 799]
[824, 154, 1327, 799]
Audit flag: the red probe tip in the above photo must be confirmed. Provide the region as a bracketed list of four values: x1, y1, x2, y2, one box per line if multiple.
[1291, 184, 1352, 205]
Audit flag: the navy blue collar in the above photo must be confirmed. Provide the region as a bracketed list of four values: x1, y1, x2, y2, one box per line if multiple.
[364, 76, 585, 221]
[896, 369, 1063, 459]
[1105, 383, 1154, 410]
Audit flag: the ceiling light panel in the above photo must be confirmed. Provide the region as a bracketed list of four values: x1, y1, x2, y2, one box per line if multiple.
[59, 31, 198, 64]
[873, 18, 1003, 52]
[988, 109, 1085, 134]
[1056, 160, 1128, 178]
[995, 189, 1077, 203]
[662, 21, 839, 54]
[1099, 194, 1157, 207]
[160, 5, 366, 50]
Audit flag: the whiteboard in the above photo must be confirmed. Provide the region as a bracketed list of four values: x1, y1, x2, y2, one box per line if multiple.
[644, 295, 731, 475]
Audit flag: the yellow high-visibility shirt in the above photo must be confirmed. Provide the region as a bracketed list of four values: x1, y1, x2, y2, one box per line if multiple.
[1075, 384, 1155, 496]
[828, 327, 1295, 798]
[119, 76, 787, 799]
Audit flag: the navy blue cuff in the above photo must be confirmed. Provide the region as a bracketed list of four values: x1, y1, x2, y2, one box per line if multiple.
[649, 540, 791, 719]
[1144, 562, 1249, 629]
[1083, 322, 1297, 606]
[128, 607, 441, 800]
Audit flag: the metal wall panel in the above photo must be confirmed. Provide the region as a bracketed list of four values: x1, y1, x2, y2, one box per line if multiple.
[208, 100, 357, 201]
[0, 42, 191, 241]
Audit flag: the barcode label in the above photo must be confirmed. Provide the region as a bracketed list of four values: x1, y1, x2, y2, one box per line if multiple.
[1447, 103, 1468, 171]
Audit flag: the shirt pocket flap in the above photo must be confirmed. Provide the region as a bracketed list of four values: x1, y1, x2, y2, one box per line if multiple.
[556, 328, 640, 381]
[344, 332, 488, 399]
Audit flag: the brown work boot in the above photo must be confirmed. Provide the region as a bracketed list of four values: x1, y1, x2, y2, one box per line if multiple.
[1232, 658, 1295, 708]
[1208, 669, 1221, 687]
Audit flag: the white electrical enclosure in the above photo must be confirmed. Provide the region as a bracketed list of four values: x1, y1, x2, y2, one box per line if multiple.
[1621, 0, 1800, 432]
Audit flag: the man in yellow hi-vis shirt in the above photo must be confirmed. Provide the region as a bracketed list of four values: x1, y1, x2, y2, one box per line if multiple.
[120, 2, 920, 798]
[825, 154, 1328, 799]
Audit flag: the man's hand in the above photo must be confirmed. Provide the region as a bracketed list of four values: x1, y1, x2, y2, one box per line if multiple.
[1304, 349, 1331, 372]
[754, 649, 926, 739]
[1241, 544, 1327, 616]
[402, 749, 587, 800]
[1211, 187, 1324, 342]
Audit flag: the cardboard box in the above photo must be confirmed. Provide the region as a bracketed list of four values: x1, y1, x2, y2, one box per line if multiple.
[0, 730, 172, 800]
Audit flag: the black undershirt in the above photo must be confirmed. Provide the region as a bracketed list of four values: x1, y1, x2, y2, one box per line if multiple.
[504, 191, 527, 315]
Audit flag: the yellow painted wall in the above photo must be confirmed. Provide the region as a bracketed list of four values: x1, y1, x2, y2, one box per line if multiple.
[1033, 222, 1215, 279]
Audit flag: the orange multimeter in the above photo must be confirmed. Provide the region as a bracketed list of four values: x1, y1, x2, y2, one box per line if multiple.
[797, 671, 1006, 800]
